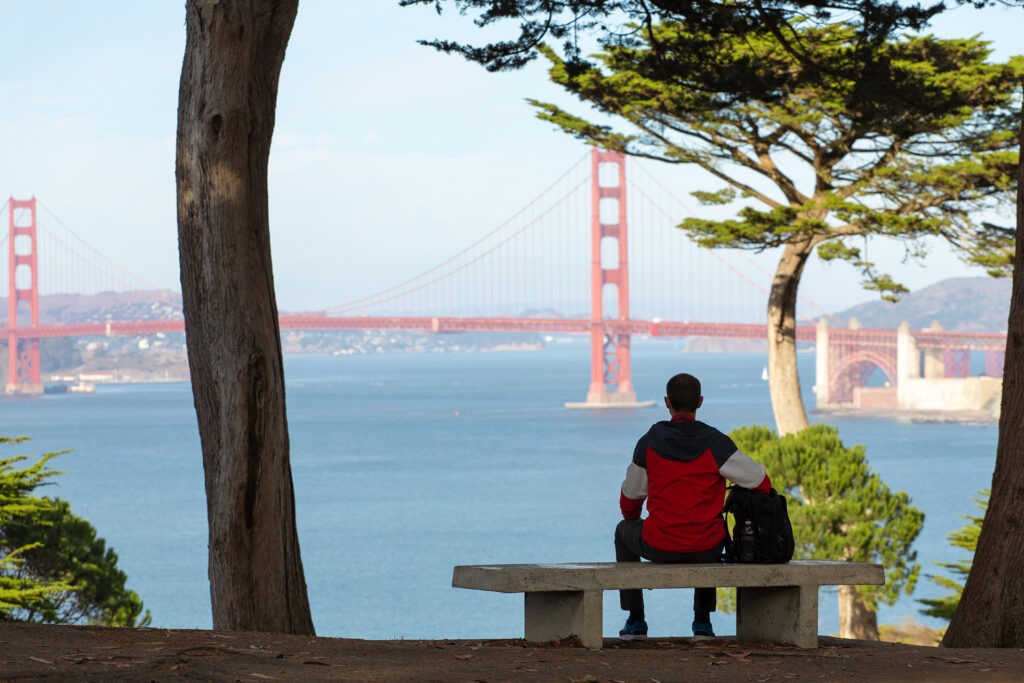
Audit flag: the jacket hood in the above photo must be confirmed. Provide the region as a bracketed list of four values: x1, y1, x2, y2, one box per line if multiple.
[645, 419, 730, 462]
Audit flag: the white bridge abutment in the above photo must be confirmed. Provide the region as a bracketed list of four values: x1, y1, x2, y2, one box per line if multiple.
[922, 321, 945, 379]
[896, 321, 920, 410]
[814, 318, 830, 406]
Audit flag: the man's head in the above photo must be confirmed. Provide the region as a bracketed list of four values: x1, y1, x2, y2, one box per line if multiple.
[665, 373, 703, 415]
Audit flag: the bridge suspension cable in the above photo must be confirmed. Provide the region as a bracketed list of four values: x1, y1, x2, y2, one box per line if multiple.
[34, 201, 182, 309]
[629, 160, 845, 327]
[319, 153, 786, 324]
[322, 151, 594, 318]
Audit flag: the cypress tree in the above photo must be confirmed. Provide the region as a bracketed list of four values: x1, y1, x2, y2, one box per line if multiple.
[732, 424, 924, 639]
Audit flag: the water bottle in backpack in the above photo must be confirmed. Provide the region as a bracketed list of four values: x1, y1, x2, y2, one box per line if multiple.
[738, 519, 756, 562]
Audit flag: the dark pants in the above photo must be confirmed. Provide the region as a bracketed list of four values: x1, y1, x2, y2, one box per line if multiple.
[614, 518, 722, 618]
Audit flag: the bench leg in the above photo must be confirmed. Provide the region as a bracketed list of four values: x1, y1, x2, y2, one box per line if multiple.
[736, 585, 818, 648]
[524, 590, 603, 649]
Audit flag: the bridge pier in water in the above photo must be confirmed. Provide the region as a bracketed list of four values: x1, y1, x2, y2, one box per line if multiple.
[5, 196, 43, 396]
[566, 149, 655, 410]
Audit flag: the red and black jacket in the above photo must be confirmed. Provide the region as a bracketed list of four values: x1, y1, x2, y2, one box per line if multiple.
[620, 414, 771, 554]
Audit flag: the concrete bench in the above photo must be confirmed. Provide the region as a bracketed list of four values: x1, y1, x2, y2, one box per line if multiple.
[452, 560, 884, 649]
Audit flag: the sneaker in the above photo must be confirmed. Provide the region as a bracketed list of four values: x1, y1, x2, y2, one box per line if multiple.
[691, 620, 715, 639]
[618, 618, 648, 640]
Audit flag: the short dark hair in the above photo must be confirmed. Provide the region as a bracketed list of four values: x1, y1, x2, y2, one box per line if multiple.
[666, 373, 701, 413]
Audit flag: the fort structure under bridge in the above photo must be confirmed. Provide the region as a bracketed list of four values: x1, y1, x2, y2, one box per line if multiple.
[815, 318, 1003, 418]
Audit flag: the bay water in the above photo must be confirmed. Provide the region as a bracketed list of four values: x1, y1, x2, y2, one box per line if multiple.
[1, 341, 996, 639]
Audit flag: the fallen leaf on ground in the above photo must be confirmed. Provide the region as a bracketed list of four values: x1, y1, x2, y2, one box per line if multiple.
[925, 657, 977, 664]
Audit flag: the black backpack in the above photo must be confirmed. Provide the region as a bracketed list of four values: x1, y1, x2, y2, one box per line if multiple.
[722, 486, 795, 564]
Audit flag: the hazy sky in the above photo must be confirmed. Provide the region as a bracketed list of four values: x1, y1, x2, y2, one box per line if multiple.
[1, 1, 1020, 313]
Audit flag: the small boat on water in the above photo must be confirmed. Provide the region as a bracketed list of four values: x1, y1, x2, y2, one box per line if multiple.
[44, 379, 96, 395]
[761, 366, 769, 381]
[68, 380, 96, 394]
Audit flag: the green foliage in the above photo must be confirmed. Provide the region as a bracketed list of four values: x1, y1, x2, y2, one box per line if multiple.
[0, 438, 69, 614]
[0, 437, 63, 525]
[919, 491, 988, 621]
[0, 437, 149, 626]
[531, 20, 1020, 288]
[405, 1, 944, 72]
[2, 499, 151, 626]
[730, 425, 923, 610]
[691, 188, 737, 206]
[716, 586, 737, 614]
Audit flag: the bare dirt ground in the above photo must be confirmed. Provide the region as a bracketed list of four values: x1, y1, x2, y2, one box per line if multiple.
[3, 623, 1024, 682]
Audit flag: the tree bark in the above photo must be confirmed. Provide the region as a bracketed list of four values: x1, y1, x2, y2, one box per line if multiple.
[942, 97, 1024, 649]
[838, 585, 879, 640]
[766, 240, 813, 436]
[176, 0, 313, 634]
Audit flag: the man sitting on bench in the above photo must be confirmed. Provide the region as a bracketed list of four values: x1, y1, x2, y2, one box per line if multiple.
[616, 372, 773, 640]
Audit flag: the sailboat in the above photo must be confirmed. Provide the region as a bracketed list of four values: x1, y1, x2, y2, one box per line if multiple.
[761, 366, 769, 381]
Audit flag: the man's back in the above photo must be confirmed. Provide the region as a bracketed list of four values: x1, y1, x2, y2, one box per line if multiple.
[635, 417, 736, 552]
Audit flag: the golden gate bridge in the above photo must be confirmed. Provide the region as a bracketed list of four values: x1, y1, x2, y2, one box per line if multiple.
[2, 149, 1006, 407]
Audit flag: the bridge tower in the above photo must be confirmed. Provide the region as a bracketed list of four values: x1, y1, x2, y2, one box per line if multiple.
[6, 197, 43, 395]
[567, 149, 654, 409]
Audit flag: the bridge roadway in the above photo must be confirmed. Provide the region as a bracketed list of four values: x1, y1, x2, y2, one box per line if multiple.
[0, 316, 1005, 350]
[1, 317, 809, 340]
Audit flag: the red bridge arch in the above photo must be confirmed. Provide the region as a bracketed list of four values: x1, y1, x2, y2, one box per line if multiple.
[829, 348, 897, 404]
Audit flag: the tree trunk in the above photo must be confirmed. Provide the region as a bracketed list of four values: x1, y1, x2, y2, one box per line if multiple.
[766, 240, 813, 436]
[176, 0, 313, 634]
[838, 585, 879, 640]
[942, 97, 1024, 649]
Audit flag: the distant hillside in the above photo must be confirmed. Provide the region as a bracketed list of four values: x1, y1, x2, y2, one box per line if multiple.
[830, 277, 1011, 332]
[0, 290, 182, 326]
